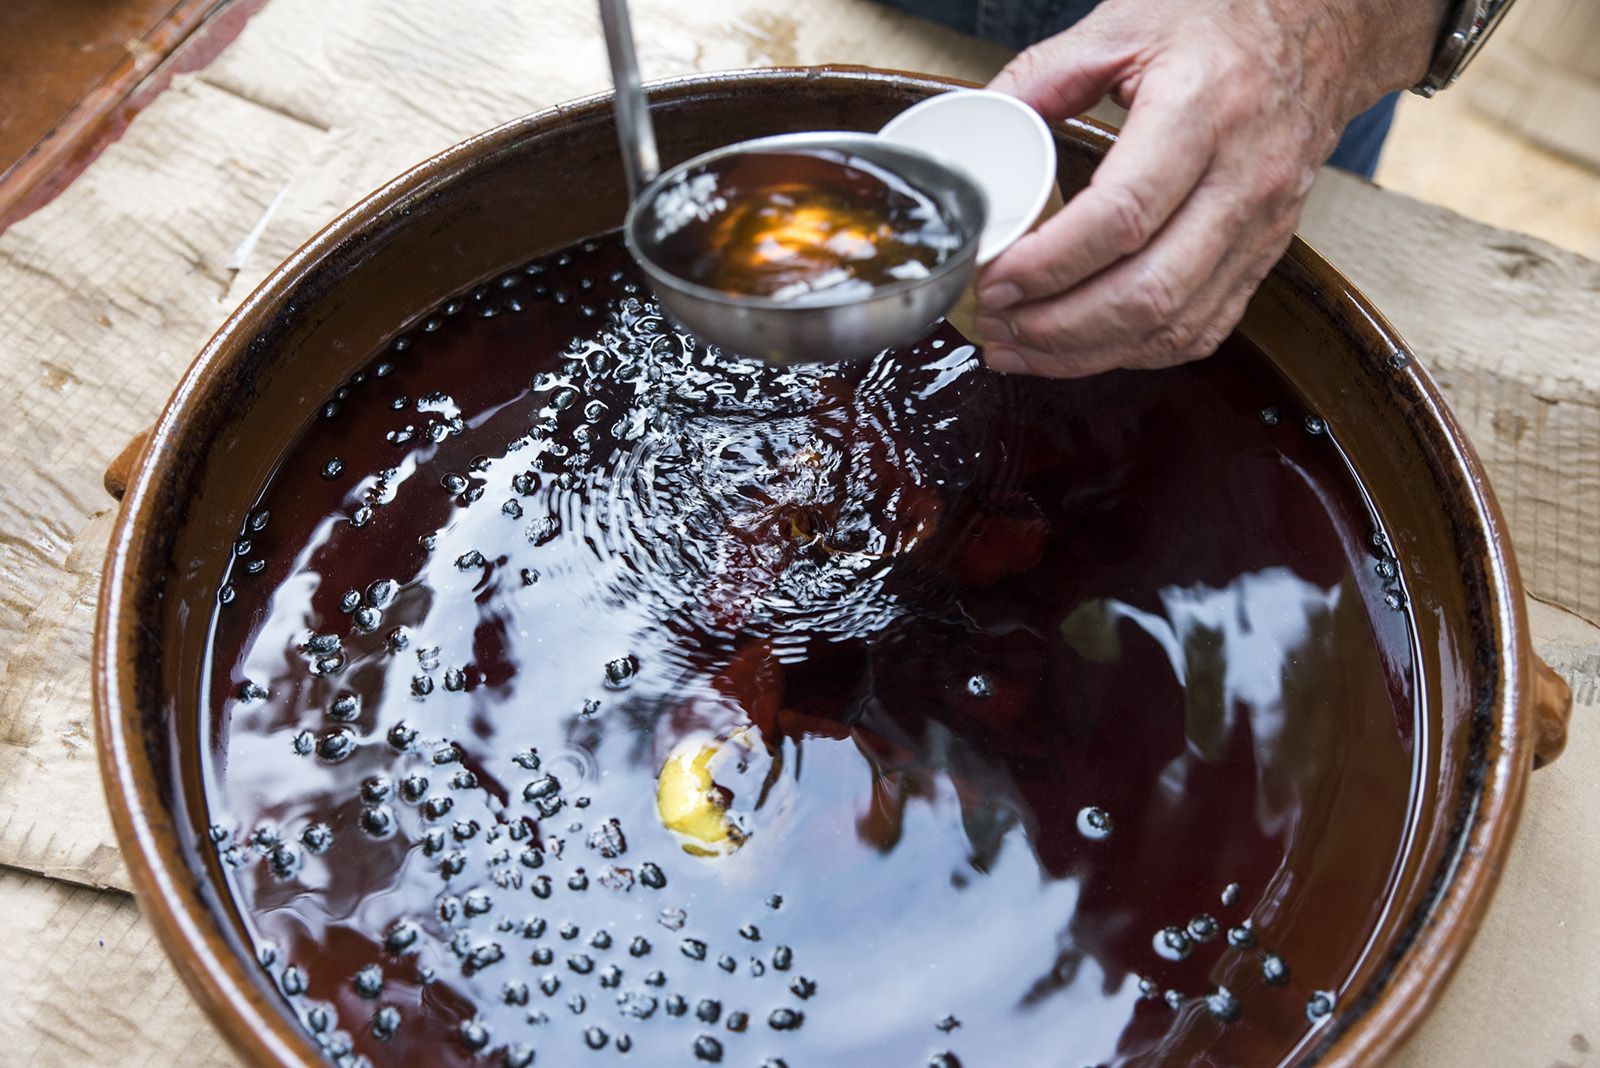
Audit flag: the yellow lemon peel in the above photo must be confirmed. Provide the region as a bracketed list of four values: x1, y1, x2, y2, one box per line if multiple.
[656, 735, 749, 856]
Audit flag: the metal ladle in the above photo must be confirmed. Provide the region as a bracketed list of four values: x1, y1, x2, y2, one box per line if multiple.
[598, 0, 992, 365]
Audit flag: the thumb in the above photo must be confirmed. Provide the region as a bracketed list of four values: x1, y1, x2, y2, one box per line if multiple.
[987, 21, 1127, 121]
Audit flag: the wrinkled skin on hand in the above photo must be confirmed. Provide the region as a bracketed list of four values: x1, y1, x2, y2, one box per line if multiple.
[974, 0, 1448, 377]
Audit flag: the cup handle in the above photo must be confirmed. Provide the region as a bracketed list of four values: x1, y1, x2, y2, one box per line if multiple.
[104, 427, 152, 501]
[1532, 655, 1573, 769]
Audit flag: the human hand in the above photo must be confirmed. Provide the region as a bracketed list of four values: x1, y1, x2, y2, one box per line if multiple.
[974, 0, 1448, 377]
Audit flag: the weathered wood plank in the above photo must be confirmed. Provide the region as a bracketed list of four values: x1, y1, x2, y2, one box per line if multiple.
[0, 868, 240, 1066]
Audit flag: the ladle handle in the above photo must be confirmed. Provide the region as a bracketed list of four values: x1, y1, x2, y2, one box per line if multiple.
[598, 0, 660, 199]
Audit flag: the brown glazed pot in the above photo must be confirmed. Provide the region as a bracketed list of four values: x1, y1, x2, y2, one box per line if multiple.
[95, 67, 1573, 1067]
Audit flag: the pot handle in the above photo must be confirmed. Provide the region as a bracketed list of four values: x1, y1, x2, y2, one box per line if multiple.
[1532, 655, 1572, 769]
[104, 427, 152, 501]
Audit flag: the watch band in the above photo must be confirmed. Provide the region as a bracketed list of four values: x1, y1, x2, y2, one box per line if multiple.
[1412, 0, 1516, 96]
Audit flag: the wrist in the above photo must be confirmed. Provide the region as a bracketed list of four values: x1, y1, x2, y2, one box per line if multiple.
[1287, 0, 1450, 124]
[1341, 0, 1454, 105]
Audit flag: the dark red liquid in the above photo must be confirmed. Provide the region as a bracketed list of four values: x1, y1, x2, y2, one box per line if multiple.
[640, 148, 962, 302]
[202, 233, 1420, 1067]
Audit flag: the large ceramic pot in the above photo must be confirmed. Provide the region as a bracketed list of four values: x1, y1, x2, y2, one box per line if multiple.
[94, 66, 1573, 1067]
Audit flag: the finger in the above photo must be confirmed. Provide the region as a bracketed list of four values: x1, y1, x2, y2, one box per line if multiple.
[987, 20, 1128, 123]
[982, 343, 1051, 376]
[984, 236, 1288, 379]
[984, 179, 1250, 354]
[977, 63, 1217, 311]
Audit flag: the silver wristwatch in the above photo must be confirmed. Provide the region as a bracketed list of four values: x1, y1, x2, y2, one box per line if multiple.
[1412, 0, 1516, 96]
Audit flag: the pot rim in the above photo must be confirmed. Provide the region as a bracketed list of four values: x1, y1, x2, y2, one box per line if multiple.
[93, 64, 1536, 1068]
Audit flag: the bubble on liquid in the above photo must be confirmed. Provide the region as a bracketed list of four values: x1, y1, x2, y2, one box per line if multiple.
[769, 1007, 805, 1031]
[1154, 927, 1193, 961]
[1259, 406, 1281, 427]
[603, 655, 638, 689]
[267, 844, 299, 878]
[965, 674, 994, 698]
[1306, 990, 1336, 1021]
[1220, 882, 1241, 908]
[693, 1034, 724, 1062]
[353, 964, 383, 999]
[360, 806, 395, 837]
[280, 965, 307, 996]
[1227, 921, 1258, 949]
[1262, 952, 1291, 986]
[300, 823, 332, 854]
[372, 1005, 400, 1041]
[384, 920, 420, 954]
[789, 975, 817, 999]
[586, 819, 626, 858]
[618, 990, 658, 1020]
[1304, 414, 1326, 436]
[321, 457, 345, 480]
[523, 775, 561, 802]
[1187, 914, 1219, 943]
[387, 722, 417, 750]
[1076, 806, 1112, 840]
[316, 728, 356, 762]
[459, 1018, 490, 1051]
[1205, 987, 1242, 1023]
[360, 776, 391, 805]
[928, 1054, 962, 1068]
[681, 938, 707, 961]
[935, 1015, 960, 1032]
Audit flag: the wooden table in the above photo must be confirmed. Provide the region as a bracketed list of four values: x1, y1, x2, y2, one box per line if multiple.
[1, 1, 1596, 1064]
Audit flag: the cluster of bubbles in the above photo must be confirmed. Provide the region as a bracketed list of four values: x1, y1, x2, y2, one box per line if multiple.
[1137, 882, 1330, 1025]
[212, 730, 828, 1065]
[496, 269, 998, 659]
[1371, 529, 1408, 612]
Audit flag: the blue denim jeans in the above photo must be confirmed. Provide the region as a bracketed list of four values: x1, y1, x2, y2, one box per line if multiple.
[877, 0, 1397, 177]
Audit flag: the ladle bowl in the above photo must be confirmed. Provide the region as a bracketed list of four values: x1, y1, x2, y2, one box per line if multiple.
[625, 130, 987, 364]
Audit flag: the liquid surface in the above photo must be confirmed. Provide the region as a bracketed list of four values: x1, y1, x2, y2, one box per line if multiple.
[641, 149, 963, 302]
[203, 233, 1420, 1068]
